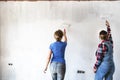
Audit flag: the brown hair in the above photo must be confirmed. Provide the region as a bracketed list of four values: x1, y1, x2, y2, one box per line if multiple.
[54, 29, 63, 41]
[99, 30, 108, 40]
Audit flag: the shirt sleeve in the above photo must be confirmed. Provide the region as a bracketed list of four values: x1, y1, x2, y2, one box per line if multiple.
[64, 41, 67, 46]
[107, 26, 113, 44]
[49, 44, 52, 50]
[94, 43, 108, 70]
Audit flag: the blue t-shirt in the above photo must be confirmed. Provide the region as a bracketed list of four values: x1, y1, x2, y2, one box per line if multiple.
[49, 41, 67, 64]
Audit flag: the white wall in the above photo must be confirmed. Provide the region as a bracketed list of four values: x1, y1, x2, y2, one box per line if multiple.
[0, 1, 120, 80]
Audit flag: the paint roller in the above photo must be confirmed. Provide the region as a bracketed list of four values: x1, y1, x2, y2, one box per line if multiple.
[100, 13, 112, 21]
[60, 23, 71, 31]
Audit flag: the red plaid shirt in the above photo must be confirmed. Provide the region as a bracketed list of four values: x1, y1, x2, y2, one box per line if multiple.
[94, 26, 113, 70]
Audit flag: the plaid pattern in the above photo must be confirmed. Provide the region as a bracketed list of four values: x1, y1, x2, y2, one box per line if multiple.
[94, 26, 113, 70]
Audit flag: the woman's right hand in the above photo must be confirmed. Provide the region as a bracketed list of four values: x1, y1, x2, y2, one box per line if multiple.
[63, 29, 67, 42]
[63, 29, 66, 35]
[106, 20, 110, 27]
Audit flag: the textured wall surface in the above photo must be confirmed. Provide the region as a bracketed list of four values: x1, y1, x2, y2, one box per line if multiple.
[0, 1, 120, 80]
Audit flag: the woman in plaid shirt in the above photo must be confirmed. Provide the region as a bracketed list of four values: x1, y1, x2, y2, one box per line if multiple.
[93, 20, 115, 80]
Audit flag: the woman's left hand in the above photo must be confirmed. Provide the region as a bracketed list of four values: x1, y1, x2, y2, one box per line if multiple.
[93, 68, 97, 73]
[43, 67, 47, 73]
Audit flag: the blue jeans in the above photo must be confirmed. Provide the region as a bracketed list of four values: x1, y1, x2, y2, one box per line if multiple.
[95, 62, 115, 80]
[50, 62, 66, 80]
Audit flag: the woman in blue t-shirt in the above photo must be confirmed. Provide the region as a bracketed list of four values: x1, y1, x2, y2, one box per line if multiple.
[44, 29, 67, 80]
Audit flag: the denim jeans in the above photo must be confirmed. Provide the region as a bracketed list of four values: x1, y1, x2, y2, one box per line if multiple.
[50, 62, 66, 80]
[95, 62, 115, 80]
